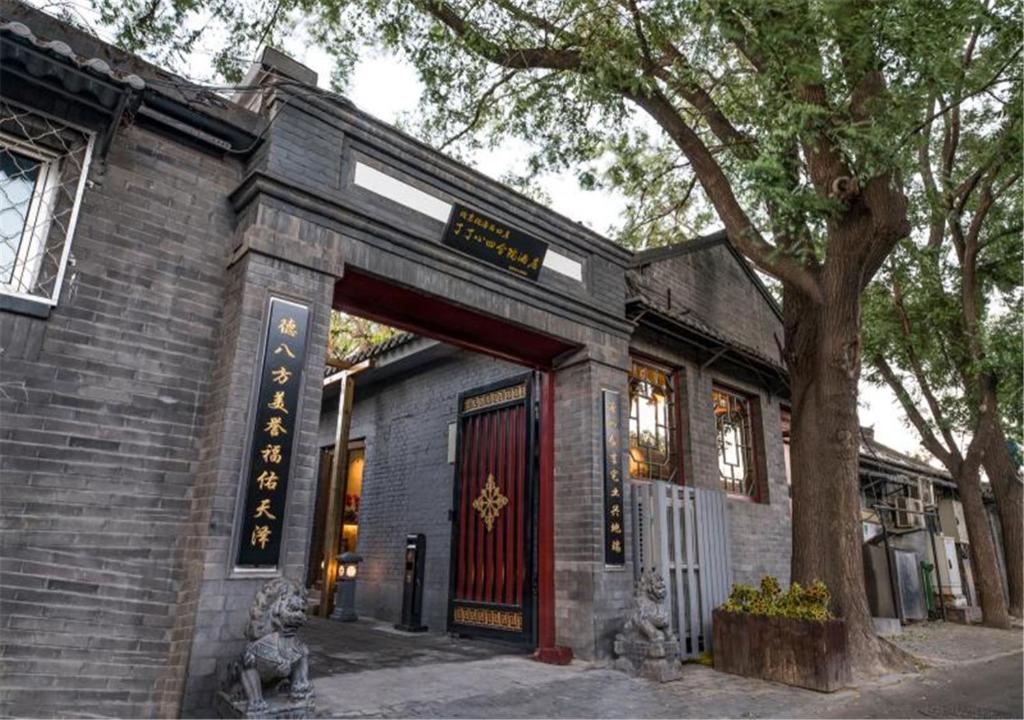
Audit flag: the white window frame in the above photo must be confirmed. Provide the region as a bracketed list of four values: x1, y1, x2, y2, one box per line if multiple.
[0, 126, 94, 307]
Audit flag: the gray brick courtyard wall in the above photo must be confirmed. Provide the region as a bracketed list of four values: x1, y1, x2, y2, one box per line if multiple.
[318, 349, 525, 632]
[633, 241, 784, 363]
[629, 240, 792, 587]
[176, 253, 334, 717]
[0, 123, 241, 718]
[553, 354, 634, 659]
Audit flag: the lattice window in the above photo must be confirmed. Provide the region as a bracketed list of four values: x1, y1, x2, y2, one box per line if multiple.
[0, 100, 93, 305]
[628, 359, 678, 483]
[713, 386, 758, 497]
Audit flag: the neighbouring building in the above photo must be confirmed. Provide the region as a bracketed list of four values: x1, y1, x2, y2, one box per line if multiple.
[857, 428, 1010, 625]
[8, 3, 960, 718]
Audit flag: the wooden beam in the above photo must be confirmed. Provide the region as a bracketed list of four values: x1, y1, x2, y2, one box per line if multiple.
[317, 364, 365, 617]
[323, 359, 371, 387]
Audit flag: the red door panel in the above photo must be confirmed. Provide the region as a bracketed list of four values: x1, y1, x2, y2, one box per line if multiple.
[448, 376, 535, 643]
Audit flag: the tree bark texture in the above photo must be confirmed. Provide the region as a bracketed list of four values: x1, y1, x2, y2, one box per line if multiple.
[982, 420, 1023, 618]
[952, 453, 1012, 629]
[784, 277, 894, 673]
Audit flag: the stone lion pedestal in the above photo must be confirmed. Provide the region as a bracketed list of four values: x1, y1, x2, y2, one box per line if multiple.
[217, 578, 316, 719]
[613, 571, 682, 683]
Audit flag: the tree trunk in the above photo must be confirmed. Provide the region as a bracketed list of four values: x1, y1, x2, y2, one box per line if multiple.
[784, 277, 907, 675]
[952, 453, 1012, 628]
[982, 419, 1023, 618]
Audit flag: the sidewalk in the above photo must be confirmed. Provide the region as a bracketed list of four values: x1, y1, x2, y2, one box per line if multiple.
[303, 618, 1023, 718]
[888, 620, 1023, 666]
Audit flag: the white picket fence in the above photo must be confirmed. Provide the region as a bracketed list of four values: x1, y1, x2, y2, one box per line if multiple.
[631, 481, 733, 658]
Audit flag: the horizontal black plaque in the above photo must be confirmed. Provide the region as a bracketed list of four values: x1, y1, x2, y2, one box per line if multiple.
[442, 203, 548, 281]
[603, 389, 625, 566]
[236, 297, 310, 568]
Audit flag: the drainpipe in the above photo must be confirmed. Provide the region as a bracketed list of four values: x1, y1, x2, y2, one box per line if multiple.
[926, 510, 947, 621]
[876, 506, 904, 624]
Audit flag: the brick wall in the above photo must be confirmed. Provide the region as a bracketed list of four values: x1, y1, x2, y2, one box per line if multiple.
[631, 333, 792, 588]
[0, 123, 240, 718]
[634, 242, 783, 363]
[317, 348, 525, 631]
[176, 253, 334, 718]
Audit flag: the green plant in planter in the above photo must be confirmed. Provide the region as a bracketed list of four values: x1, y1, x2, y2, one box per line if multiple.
[720, 576, 833, 621]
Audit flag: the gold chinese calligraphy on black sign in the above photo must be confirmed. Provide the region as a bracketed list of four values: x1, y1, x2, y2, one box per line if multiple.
[442, 203, 548, 281]
[603, 389, 625, 565]
[236, 298, 310, 568]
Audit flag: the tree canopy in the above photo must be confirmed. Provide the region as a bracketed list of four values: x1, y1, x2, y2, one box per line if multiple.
[85, 0, 1017, 269]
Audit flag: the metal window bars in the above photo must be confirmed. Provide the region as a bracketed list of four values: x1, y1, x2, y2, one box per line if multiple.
[0, 100, 94, 305]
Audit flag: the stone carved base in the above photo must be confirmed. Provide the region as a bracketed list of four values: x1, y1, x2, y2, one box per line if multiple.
[613, 634, 682, 683]
[612, 571, 683, 683]
[216, 691, 315, 719]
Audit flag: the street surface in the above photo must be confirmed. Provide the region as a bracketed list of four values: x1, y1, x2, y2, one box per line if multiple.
[303, 618, 1023, 719]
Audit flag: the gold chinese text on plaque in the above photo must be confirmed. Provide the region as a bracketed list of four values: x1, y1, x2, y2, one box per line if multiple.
[472, 473, 508, 532]
[462, 383, 526, 413]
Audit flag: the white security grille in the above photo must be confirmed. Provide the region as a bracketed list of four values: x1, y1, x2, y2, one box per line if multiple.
[631, 481, 733, 658]
[0, 100, 94, 305]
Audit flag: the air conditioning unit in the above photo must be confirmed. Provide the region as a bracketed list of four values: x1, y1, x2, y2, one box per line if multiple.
[894, 496, 925, 529]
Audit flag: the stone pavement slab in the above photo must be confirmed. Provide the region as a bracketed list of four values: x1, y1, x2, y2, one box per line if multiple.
[301, 617, 1023, 719]
[889, 621, 1023, 666]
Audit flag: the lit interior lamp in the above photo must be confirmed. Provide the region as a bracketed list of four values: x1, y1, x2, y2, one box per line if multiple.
[330, 551, 363, 622]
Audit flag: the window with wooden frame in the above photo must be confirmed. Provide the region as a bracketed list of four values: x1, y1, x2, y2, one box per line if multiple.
[712, 385, 763, 499]
[628, 359, 678, 483]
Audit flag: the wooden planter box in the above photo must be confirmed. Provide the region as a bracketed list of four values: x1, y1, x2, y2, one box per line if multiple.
[712, 609, 852, 692]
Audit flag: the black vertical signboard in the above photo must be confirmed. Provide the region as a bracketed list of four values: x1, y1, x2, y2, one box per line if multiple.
[236, 297, 310, 569]
[602, 389, 625, 565]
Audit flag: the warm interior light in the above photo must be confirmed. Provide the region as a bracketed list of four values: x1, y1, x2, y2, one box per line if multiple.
[344, 564, 357, 579]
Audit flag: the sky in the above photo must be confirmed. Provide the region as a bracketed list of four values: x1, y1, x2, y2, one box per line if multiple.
[37, 2, 931, 459]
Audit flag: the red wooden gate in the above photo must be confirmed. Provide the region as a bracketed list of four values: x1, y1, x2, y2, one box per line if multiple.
[448, 375, 536, 644]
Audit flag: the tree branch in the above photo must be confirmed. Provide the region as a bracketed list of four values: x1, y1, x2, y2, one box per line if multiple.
[439, 69, 518, 149]
[421, 0, 582, 70]
[624, 86, 822, 302]
[891, 280, 960, 455]
[872, 355, 959, 468]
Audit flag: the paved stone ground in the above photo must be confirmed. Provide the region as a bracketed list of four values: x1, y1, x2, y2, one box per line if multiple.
[300, 618, 1023, 719]
[887, 620, 1023, 667]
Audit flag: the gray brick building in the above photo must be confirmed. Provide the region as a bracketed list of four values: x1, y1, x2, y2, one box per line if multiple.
[319, 234, 794, 638]
[0, 4, 789, 717]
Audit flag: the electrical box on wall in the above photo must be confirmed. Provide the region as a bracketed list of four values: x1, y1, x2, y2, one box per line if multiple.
[938, 499, 969, 544]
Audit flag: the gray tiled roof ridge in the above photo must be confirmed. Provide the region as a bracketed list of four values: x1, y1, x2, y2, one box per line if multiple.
[1, 19, 146, 89]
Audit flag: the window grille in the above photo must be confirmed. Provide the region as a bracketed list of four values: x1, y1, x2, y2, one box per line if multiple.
[0, 100, 94, 306]
[713, 386, 758, 497]
[628, 360, 678, 483]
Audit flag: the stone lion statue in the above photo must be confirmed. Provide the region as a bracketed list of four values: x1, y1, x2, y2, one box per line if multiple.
[219, 578, 314, 717]
[613, 571, 680, 682]
[624, 571, 671, 642]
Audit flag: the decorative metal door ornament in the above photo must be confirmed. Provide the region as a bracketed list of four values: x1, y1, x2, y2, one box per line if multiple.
[472, 473, 509, 532]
